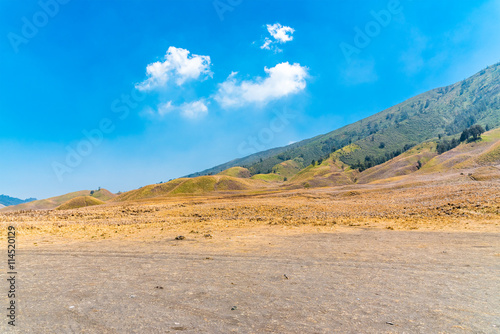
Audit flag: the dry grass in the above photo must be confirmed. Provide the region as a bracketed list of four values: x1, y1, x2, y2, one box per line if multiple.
[1, 173, 499, 247]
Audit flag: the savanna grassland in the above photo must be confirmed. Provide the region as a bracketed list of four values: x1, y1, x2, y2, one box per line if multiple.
[1, 171, 499, 244]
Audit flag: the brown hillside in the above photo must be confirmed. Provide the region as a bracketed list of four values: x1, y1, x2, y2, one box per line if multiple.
[55, 196, 105, 210]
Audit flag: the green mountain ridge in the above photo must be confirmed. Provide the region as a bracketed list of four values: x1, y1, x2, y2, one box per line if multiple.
[187, 62, 500, 178]
[3, 128, 499, 211]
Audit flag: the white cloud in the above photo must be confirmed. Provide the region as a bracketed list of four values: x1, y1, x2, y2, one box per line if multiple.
[260, 38, 272, 50]
[154, 100, 208, 119]
[180, 100, 208, 119]
[215, 62, 308, 108]
[157, 101, 175, 116]
[261, 23, 295, 51]
[267, 23, 294, 43]
[136, 47, 212, 91]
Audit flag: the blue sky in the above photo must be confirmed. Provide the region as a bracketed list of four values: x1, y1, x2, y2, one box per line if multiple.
[1, 0, 500, 199]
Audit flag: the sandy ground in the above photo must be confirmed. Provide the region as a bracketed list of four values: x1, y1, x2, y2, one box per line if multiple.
[0, 226, 498, 333]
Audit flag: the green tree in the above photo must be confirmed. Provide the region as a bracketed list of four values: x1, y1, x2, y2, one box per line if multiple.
[460, 129, 470, 142]
[469, 124, 485, 140]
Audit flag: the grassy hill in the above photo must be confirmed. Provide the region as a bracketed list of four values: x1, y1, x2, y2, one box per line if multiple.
[187, 62, 500, 179]
[1, 188, 115, 212]
[90, 188, 116, 201]
[217, 167, 251, 178]
[55, 196, 105, 210]
[420, 127, 500, 173]
[287, 147, 358, 188]
[112, 175, 271, 202]
[356, 142, 437, 184]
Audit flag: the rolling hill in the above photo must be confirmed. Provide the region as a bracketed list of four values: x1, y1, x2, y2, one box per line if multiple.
[1, 188, 115, 212]
[56, 196, 105, 210]
[111, 175, 271, 202]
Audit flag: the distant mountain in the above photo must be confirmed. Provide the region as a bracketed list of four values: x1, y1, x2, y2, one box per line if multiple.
[188, 62, 500, 178]
[0, 194, 36, 207]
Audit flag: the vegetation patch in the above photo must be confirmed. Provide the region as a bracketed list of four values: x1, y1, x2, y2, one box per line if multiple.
[251, 174, 284, 182]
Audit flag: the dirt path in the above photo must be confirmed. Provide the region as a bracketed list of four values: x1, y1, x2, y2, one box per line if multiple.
[3, 228, 499, 333]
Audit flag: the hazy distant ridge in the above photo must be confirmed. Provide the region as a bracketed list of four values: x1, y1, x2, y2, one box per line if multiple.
[0, 194, 36, 207]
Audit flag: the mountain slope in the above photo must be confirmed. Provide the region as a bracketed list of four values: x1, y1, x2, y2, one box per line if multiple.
[356, 142, 437, 184]
[421, 127, 500, 173]
[103, 128, 500, 203]
[188, 62, 500, 178]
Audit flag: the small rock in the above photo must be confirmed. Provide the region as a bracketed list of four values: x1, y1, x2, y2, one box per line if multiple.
[69, 306, 75, 309]
[130, 295, 136, 298]
[155, 286, 164, 289]
[386, 322, 394, 325]
[231, 306, 237, 310]
[283, 274, 289, 279]
[204, 234, 212, 238]
[175, 236, 185, 240]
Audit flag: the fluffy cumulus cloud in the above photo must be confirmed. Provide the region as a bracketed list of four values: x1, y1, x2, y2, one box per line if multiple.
[156, 100, 208, 119]
[261, 23, 295, 51]
[267, 23, 294, 43]
[136, 47, 212, 91]
[215, 62, 308, 108]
